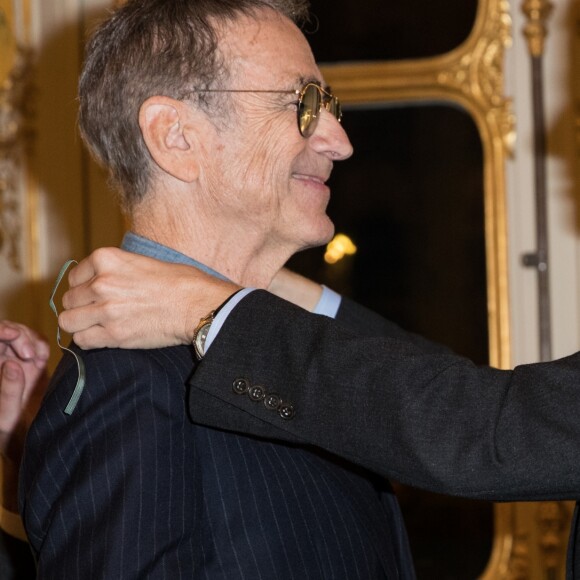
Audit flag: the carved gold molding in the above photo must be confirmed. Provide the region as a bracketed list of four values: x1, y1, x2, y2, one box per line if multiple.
[0, 46, 31, 271]
[536, 501, 573, 575]
[0, 1, 33, 272]
[521, 0, 554, 57]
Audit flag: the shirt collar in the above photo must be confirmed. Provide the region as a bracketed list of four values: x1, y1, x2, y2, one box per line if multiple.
[121, 232, 230, 282]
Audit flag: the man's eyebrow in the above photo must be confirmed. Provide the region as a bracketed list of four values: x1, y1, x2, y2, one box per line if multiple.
[297, 76, 329, 91]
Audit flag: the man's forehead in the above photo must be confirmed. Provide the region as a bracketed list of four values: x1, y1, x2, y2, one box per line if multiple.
[217, 9, 321, 87]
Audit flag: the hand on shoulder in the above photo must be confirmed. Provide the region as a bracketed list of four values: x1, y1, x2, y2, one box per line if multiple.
[60, 247, 241, 349]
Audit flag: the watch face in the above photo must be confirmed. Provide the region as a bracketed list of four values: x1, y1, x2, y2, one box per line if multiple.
[194, 321, 212, 358]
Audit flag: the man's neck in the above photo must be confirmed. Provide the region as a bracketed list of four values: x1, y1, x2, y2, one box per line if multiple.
[129, 221, 293, 289]
[129, 192, 297, 288]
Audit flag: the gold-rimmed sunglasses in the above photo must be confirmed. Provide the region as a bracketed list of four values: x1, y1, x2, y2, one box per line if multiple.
[188, 82, 342, 138]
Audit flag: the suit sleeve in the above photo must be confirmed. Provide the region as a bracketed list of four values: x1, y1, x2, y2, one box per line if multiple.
[188, 290, 580, 502]
[334, 295, 452, 354]
[20, 347, 197, 579]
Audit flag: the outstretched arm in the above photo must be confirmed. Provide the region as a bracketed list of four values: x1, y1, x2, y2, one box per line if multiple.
[187, 290, 580, 502]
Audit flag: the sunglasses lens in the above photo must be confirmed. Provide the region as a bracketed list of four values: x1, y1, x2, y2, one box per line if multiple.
[329, 97, 342, 122]
[298, 84, 321, 137]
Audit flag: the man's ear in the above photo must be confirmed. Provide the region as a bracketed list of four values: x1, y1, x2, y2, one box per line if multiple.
[139, 96, 201, 183]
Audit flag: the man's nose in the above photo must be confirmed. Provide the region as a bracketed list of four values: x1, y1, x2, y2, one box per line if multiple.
[309, 109, 354, 161]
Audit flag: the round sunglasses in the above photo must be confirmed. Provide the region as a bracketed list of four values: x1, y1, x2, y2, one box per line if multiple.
[188, 82, 342, 138]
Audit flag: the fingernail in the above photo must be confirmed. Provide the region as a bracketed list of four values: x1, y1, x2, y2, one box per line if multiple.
[21, 345, 34, 359]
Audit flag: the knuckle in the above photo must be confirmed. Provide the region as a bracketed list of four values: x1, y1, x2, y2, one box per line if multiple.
[90, 275, 110, 294]
[58, 311, 71, 332]
[94, 246, 118, 266]
[72, 334, 87, 349]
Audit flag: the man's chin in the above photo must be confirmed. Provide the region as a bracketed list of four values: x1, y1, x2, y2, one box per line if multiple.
[318, 220, 335, 247]
[297, 225, 335, 253]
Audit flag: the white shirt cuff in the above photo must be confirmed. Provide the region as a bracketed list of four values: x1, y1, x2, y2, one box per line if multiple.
[312, 285, 341, 318]
[204, 285, 342, 353]
[205, 288, 255, 351]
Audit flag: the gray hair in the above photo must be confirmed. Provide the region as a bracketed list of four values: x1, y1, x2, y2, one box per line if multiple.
[78, 0, 310, 212]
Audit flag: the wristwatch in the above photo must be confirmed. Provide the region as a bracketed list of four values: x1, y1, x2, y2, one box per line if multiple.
[193, 310, 215, 360]
[192, 289, 243, 360]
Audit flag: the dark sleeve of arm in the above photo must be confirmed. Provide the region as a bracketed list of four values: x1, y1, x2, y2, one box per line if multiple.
[335, 295, 452, 353]
[188, 290, 580, 502]
[20, 348, 196, 579]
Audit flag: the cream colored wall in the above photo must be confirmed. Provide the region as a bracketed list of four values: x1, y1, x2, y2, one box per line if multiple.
[506, 0, 580, 365]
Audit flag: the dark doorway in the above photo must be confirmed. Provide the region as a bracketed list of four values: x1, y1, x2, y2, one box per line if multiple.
[287, 103, 493, 579]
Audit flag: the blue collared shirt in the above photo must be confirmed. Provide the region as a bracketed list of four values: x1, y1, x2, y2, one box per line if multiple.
[121, 231, 341, 351]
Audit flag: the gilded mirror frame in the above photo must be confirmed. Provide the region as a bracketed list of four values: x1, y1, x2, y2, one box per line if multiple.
[321, 0, 519, 577]
[0, 0, 34, 275]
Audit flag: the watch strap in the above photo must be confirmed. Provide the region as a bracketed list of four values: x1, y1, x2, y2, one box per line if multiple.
[192, 289, 243, 360]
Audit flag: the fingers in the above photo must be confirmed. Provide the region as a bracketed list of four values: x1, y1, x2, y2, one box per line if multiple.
[58, 305, 99, 335]
[60, 300, 151, 350]
[61, 284, 96, 311]
[0, 323, 20, 342]
[0, 320, 49, 366]
[59, 246, 242, 350]
[67, 246, 123, 287]
[69, 326, 122, 350]
[0, 359, 47, 464]
[59, 294, 128, 337]
[0, 361, 25, 437]
[59, 304, 117, 349]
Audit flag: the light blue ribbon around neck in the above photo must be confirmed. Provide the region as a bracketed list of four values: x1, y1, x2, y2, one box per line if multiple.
[49, 259, 86, 415]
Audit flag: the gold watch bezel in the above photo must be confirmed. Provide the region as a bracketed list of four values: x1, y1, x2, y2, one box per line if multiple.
[193, 311, 215, 360]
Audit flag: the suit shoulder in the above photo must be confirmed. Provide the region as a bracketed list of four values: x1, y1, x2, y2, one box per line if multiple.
[45, 344, 195, 415]
[55, 343, 194, 376]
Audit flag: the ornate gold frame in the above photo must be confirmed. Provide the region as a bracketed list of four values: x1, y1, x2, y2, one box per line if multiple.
[0, 0, 34, 275]
[321, 0, 569, 578]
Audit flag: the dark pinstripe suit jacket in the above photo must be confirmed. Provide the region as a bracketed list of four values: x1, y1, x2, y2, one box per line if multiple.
[20, 329, 415, 578]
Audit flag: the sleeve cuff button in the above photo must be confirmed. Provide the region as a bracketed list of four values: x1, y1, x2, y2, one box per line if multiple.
[278, 404, 295, 420]
[232, 378, 250, 395]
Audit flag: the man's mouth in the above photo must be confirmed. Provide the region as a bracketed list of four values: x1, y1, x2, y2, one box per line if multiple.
[291, 172, 330, 186]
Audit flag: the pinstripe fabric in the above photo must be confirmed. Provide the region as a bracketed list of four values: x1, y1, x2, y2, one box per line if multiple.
[20, 343, 414, 579]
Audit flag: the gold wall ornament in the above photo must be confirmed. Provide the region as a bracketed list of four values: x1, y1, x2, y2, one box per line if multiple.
[536, 501, 574, 576]
[521, 0, 554, 57]
[507, 531, 531, 580]
[0, 0, 33, 272]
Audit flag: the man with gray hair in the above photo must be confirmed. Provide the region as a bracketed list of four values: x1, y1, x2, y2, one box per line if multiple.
[20, 0, 416, 578]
